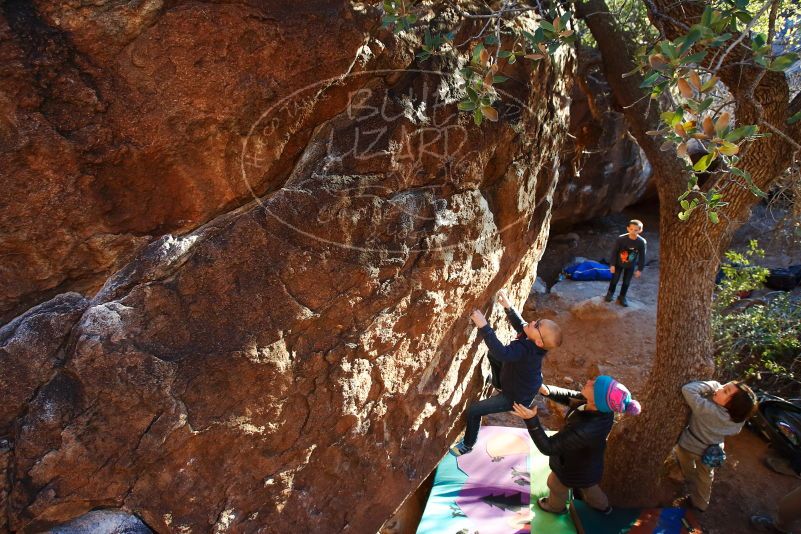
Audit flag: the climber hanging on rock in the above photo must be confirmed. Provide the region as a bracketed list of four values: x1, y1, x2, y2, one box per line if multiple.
[450, 289, 563, 457]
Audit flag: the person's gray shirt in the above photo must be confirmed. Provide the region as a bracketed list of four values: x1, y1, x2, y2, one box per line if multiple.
[678, 380, 744, 455]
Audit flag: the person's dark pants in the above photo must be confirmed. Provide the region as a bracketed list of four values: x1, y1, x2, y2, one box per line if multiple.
[608, 264, 635, 298]
[467, 356, 533, 448]
[464, 391, 534, 447]
[489, 354, 503, 389]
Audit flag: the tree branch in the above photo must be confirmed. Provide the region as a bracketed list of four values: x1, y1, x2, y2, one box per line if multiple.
[712, 0, 775, 73]
[576, 0, 689, 196]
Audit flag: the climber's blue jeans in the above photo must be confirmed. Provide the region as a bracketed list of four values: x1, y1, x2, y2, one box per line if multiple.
[463, 393, 532, 448]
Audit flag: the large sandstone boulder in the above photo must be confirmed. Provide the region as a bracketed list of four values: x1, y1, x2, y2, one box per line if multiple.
[552, 48, 652, 223]
[0, 1, 378, 323]
[1, 2, 574, 532]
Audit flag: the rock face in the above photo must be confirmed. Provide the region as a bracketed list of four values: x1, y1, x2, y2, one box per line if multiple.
[0, 0, 379, 323]
[551, 50, 651, 224]
[0, 2, 574, 532]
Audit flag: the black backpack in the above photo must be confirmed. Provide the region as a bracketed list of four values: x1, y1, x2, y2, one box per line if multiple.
[765, 268, 799, 291]
[749, 391, 801, 473]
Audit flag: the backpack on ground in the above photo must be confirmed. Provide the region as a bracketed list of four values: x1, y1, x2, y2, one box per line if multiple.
[765, 268, 798, 291]
[563, 260, 613, 281]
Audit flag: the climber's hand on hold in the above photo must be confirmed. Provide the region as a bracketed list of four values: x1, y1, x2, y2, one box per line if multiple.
[497, 289, 512, 309]
[470, 309, 488, 328]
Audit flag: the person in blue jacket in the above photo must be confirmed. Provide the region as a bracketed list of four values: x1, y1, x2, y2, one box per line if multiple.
[450, 290, 563, 457]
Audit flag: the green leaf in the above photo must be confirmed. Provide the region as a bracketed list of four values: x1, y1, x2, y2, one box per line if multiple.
[729, 166, 747, 178]
[753, 33, 767, 48]
[683, 51, 707, 65]
[473, 108, 483, 126]
[539, 20, 556, 33]
[726, 124, 757, 142]
[788, 111, 801, 125]
[701, 6, 714, 27]
[681, 199, 690, 210]
[680, 26, 705, 54]
[709, 211, 719, 224]
[472, 44, 485, 64]
[661, 111, 683, 126]
[730, 167, 767, 198]
[493, 75, 509, 83]
[484, 34, 499, 45]
[640, 71, 662, 88]
[693, 152, 716, 172]
[698, 97, 714, 112]
[718, 141, 739, 156]
[678, 211, 690, 221]
[660, 41, 678, 59]
[458, 101, 477, 111]
[709, 33, 732, 47]
[769, 53, 800, 72]
[650, 85, 664, 99]
[701, 77, 719, 92]
[498, 50, 513, 58]
[735, 11, 752, 24]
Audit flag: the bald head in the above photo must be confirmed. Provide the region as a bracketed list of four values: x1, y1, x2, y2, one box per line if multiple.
[523, 318, 562, 349]
[538, 319, 562, 349]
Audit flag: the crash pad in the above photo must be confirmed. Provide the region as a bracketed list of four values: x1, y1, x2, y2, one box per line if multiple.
[417, 426, 576, 534]
[417, 425, 703, 534]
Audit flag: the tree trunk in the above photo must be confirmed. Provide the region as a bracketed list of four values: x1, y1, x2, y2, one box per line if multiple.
[578, 0, 801, 505]
[602, 188, 720, 505]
